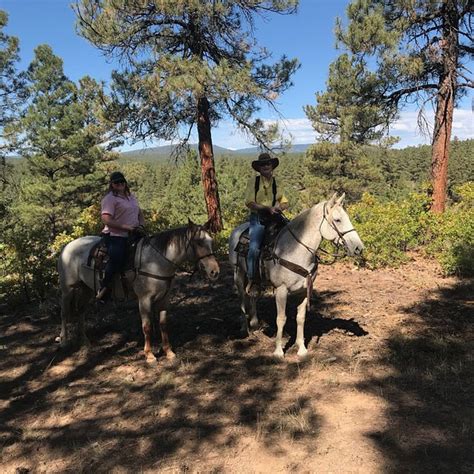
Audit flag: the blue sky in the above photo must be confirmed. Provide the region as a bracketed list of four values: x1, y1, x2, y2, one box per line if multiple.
[2, 0, 472, 150]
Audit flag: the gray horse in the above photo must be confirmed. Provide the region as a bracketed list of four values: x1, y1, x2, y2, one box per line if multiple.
[58, 221, 219, 363]
[229, 193, 364, 359]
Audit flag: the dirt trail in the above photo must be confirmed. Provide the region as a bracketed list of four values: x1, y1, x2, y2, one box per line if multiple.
[1, 257, 472, 473]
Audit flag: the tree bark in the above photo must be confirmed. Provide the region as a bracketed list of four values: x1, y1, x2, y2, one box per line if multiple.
[430, 1, 459, 214]
[197, 96, 223, 233]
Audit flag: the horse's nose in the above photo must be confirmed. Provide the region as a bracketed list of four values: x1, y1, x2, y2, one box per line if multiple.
[209, 268, 219, 280]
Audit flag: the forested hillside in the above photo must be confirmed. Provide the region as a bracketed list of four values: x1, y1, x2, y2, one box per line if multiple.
[2, 139, 473, 302]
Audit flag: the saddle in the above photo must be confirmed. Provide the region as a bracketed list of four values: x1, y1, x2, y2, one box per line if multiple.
[234, 214, 288, 283]
[86, 230, 146, 299]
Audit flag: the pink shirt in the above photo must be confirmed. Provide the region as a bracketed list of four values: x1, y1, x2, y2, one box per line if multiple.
[101, 192, 141, 237]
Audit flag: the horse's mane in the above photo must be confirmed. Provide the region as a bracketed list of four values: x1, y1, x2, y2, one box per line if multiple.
[287, 201, 324, 234]
[148, 226, 189, 254]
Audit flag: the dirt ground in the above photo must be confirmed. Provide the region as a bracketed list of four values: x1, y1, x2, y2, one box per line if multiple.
[1, 256, 473, 473]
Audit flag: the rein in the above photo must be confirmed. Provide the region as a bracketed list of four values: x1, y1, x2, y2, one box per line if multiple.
[137, 226, 214, 282]
[269, 201, 356, 309]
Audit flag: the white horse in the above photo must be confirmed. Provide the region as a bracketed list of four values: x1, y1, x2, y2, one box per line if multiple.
[229, 193, 364, 359]
[58, 221, 219, 363]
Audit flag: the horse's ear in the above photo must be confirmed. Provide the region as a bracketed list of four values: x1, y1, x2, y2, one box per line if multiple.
[336, 192, 346, 206]
[188, 218, 195, 227]
[202, 220, 211, 232]
[327, 192, 338, 208]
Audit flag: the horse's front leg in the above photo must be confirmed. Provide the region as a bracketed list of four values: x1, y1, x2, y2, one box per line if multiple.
[273, 285, 288, 358]
[159, 310, 176, 360]
[295, 295, 309, 359]
[139, 297, 157, 364]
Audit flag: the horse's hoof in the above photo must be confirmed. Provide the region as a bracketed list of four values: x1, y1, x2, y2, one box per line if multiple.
[297, 349, 309, 361]
[273, 349, 285, 360]
[145, 354, 158, 365]
[249, 318, 259, 330]
[165, 351, 176, 360]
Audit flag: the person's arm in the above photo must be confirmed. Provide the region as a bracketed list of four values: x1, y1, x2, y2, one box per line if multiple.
[101, 213, 136, 232]
[275, 187, 289, 213]
[245, 176, 281, 214]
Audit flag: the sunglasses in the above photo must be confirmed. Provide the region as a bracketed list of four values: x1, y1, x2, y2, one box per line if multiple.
[112, 179, 126, 185]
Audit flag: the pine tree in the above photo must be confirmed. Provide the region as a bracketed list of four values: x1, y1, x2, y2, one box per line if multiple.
[304, 52, 388, 201]
[325, 0, 473, 212]
[74, 0, 300, 232]
[0, 10, 25, 182]
[6, 44, 116, 240]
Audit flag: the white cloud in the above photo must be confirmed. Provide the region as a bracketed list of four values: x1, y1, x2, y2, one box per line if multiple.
[259, 108, 473, 149]
[120, 108, 472, 152]
[390, 108, 473, 147]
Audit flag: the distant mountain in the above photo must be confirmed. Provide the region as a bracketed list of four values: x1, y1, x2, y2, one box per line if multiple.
[120, 143, 311, 161]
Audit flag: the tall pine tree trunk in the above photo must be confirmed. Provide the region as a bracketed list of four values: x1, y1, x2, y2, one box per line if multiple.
[197, 96, 222, 233]
[430, 1, 458, 214]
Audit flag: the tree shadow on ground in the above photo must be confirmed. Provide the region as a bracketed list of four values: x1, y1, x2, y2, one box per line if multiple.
[1, 262, 343, 472]
[358, 278, 474, 473]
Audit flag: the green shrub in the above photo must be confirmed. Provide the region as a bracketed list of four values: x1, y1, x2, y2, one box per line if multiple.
[425, 183, 474, 276]
[348, 192, 434, 268]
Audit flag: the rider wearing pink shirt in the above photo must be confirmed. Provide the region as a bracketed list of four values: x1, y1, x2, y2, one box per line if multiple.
[96, 171, 145, 301]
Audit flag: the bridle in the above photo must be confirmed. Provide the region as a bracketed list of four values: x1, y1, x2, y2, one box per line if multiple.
[183, 226, 216, 271]
[320, 202, 357, 251]
[137, 225, 215, 281]
[283, 202, 356, 259]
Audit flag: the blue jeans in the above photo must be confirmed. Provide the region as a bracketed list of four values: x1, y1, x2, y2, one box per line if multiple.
[246, 213, 266, 280]
[102, 234, 128, 289]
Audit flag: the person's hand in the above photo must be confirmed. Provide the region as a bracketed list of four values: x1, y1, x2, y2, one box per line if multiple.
[269, 205, 282, 215]
[134, 225, 147, 237]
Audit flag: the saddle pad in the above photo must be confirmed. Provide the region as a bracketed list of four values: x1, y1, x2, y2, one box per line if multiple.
[86, 239, 108, 271]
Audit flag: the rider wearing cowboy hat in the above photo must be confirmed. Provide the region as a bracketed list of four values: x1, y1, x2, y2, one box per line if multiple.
[244, 152, 288, 296]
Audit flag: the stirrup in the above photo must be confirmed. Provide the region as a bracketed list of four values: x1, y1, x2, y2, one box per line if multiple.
[96, 287, 109, 302]
[245, 280, 260, 297]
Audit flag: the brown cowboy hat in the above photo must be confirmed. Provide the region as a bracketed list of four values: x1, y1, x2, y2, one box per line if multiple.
[251, 152, 279, 172]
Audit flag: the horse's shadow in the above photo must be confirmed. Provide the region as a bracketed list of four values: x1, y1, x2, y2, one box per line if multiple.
[256, 290, 368, 353]
[162, 280, 368, 355]
[81, 266, 368, 358]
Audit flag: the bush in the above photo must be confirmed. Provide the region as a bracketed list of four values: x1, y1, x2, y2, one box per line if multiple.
[348, 192, 434, 268]
[425, 183, 474, 276]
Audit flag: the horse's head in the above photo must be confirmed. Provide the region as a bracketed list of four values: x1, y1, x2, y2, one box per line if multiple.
[186, 219, 220, 281]
[321, 193, 364, 257]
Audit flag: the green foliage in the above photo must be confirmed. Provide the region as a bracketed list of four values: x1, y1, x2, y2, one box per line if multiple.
[5, 45, 116, 238]
[425, 183, 474, 276]
[1, 193, 61, 301]
[2, 142, 473, 303]
[1, 45, 117, 300]
[75, 0, 300, 147]
[305, 53, 393, 144]
[0, 10, 25, 133]
[310, 0, 473, 211]
[349, 187, 473, 275]
[304, 142, 385, 203]
[349, 192, 434, 268]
